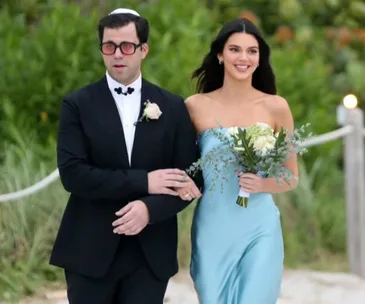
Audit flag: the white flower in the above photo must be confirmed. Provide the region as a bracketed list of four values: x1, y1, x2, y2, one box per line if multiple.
[253, 135, 276, 155]
[227, 127, 239, 137]
[143, 101, 162, 120]
[246, 123, 274, 140]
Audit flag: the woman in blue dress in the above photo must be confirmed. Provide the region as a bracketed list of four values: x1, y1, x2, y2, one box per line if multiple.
[181, 18, 299, 303]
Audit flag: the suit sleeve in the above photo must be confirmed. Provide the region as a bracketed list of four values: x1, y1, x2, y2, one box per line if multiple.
[141, 98, 201, 224]
[189, 150, 204, 190]
[57, 97, 149, 201]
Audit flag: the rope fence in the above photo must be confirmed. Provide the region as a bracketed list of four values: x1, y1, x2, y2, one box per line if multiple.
[0, 125, 358, 203]
[301, 125, 354, 147]
[0, 169, 59, 202]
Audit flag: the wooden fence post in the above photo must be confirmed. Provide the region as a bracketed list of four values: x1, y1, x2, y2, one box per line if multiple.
[344, 107, 365, 278]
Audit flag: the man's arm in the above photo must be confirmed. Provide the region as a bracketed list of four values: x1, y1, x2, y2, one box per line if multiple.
[57, 97, 149, 201]
[189, 149, 204, 190]
[141, 98, 200, 224]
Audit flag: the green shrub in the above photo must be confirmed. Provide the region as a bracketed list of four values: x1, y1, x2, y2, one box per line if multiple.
[277, 157, 347, 269]
[0, 4, 104, 146]
[0, 0, 218, 146]
[0, 0, 349, 151]
[0, 138, 66, 301]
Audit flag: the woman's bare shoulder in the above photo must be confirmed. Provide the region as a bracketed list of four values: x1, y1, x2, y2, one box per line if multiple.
[185, 92, 218, 113]
[264, 94, 291, 114]
[185, 93, 204, 106]
[264, 94, 294, 130]
[185, 92, 220, 131]
[185, 92, 216, 105]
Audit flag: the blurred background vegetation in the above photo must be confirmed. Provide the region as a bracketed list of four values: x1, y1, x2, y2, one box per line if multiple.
[1, 0, 365, 301]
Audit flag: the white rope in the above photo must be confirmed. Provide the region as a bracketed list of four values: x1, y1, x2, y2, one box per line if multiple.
[0, 169, 59, 202]
[300, 125, 354, 148]
[0, 125, 358, 203]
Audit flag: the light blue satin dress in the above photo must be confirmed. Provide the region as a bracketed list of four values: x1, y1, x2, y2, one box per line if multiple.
[190, 128, 284, 304]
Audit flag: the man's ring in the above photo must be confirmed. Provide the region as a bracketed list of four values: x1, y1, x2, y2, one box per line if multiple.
[183, 193, 190, 198]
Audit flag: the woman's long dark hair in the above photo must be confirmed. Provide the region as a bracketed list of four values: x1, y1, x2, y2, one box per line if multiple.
[192, 18, 276, 95]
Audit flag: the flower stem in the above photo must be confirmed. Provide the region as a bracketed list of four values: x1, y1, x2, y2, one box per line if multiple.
[236, 196, 248, 208]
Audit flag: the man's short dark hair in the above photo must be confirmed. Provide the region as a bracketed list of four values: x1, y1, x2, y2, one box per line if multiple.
[98, 13, 149, 44]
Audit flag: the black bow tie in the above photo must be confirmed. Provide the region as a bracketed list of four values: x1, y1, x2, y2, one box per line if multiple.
[114, 87, 135, 95]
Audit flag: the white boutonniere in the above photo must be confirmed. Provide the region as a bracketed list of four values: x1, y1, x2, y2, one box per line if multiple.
[134, 100, 162, 125]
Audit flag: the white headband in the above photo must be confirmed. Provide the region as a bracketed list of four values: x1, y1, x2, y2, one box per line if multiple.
[108, 8, 140, 16]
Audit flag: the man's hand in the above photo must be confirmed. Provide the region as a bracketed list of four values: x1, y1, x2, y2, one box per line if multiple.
[113, 200, 149, 235]
[176, 176, 202, 201]
[148, 169, 190, 196]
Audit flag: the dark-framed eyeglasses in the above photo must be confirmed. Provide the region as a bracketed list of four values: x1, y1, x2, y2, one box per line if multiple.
[100, 41, 142, 55]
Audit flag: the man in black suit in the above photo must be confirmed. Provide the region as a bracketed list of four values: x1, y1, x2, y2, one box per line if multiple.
[50, 8, 202, 304]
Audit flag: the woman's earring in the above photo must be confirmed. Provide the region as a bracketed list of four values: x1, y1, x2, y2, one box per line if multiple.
[219, 59, 223, 65]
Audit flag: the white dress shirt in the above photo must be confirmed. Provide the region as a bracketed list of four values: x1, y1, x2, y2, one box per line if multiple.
[106, 71, 142, 165]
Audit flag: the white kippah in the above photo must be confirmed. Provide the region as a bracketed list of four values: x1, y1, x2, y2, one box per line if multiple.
[108, 8, 140, 16]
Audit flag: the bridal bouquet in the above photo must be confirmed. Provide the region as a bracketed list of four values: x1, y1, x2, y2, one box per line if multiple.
[187, 122, 310, 207]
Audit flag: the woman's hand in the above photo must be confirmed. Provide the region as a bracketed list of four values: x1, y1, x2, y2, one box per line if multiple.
[175, 175, 202, 201]
[238, 172, 264, 194]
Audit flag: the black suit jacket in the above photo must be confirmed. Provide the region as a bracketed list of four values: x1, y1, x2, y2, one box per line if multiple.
[49, 76, 201, 280]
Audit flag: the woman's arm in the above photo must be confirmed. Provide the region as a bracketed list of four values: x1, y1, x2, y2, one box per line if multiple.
[239, 96, 299, 194]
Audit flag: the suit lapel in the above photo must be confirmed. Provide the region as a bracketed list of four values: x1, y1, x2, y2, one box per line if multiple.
[136, 78, 149, 126]
[131, 79, 161, 167]
[92, 76, 130, 167]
